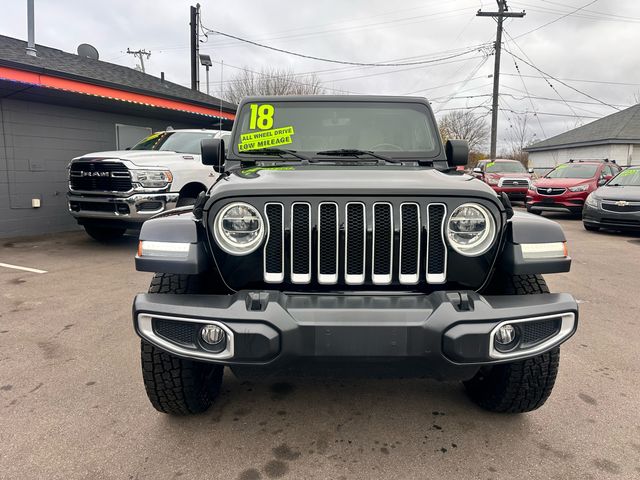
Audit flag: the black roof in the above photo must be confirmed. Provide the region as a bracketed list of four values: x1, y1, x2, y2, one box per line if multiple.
[0, 35, 236, 113]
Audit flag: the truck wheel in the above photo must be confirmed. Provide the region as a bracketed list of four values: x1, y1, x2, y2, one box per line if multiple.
[83, 225, 126, 241]
[140, 273, 223, 415]
[464, 273, 559, 413]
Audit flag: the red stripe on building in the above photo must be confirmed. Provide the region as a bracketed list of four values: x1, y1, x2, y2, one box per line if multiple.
[0, 66, 235, 120]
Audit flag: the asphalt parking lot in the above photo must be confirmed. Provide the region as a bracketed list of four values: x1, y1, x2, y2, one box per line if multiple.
[1, 212, 639, 480]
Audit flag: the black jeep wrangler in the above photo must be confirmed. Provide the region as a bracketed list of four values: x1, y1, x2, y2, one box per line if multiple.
[133, 96, 577, 415]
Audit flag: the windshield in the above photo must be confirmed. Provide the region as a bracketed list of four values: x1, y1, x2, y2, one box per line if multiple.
[609, 168, 640, 186]
[131, 131, 218, 154]
[486, 161, 526, 173]
[545, 164, 599, 179]
[233, 101, 439, 158]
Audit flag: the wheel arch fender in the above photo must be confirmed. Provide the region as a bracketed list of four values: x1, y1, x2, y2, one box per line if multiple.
[135, 213, 210, 274]
[498, 210, 571, 275]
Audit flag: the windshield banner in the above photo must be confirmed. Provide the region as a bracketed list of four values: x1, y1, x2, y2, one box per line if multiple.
[238, 126, 295, 152]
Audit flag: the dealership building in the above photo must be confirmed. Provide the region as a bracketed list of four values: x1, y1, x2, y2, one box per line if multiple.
[525, 103, 640, 169]
[0, 34, 236, 238]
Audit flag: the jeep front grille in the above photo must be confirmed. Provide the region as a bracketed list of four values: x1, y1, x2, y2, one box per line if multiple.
[69, 161, 132, 192]
[263, 201, 448, 286]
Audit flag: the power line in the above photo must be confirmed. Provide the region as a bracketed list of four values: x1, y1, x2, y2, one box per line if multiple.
[504, 48, 621, 110]
[499, 73, 640, 87]
[511, 0, 599, 39]
[200, 27, 485, 67]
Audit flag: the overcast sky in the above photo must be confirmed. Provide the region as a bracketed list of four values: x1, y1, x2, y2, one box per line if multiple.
[3, 0, 639, 151]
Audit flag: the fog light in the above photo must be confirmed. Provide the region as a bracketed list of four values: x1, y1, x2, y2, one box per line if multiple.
[495, 324, 516, 345]
[201, 325, 225, 345]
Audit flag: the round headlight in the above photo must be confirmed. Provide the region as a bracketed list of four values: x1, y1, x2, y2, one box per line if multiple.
[214, 202, 264, 255]
[446, 203, 496, 256]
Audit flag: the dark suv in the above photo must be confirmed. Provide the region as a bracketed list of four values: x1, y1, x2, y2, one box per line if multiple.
[526, 160, 621, 215]
[132, 96, 577, 415]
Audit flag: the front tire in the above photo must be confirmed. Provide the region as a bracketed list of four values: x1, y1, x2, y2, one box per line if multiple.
[583, 223, 599, 232]
[526, 206, 542, 215]
[465, 273, 559, 413]
[140, 273, 224, 415]
[84, 225, 126, 241]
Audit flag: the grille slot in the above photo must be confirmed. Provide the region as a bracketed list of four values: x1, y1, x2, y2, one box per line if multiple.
[318, 202, 338, 284]
[500, 178, 529, 187]
[372, 203, 393, 284]
[426, 203, 447, 284]
[290, 202, 311, 284]
[399, 203, 420, 284]
[264, 203, 284, 283]
[153, 318, 199, 348]
[69, 161, 132, 192]
[537, 187, 566, 196]
[345, 202, 366, 285]
[262, 200, 449, 286]
[521, 319, 561, 347]
[601, 201, 640, 213]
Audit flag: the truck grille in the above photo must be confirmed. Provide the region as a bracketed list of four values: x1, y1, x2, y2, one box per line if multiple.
[499, 178, 529, 187]
[69, 161, 132, 192]
[263, 201, 447, 286]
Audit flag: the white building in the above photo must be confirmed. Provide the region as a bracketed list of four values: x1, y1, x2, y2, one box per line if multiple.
[525, 104, 640, 169]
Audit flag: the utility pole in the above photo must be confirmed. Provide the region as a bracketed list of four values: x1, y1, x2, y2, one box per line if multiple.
[190, 4, 200, 90]
[127, 48, 151, 73]
[477, 1, 525, 159]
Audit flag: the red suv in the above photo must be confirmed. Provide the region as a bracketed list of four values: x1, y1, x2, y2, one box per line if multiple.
[526, 160, 621, 215]
[472, 159, 532, 201]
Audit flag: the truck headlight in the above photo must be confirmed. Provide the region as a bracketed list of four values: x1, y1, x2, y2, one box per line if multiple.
[446, 203, 496, 256]
[568, 184, 588, 192]
[131, 169, 173, 188]
[585, 193, 598, 208]
[213, 202, 264, 255]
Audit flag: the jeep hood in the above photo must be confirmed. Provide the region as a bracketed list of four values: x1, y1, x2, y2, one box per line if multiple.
[209, 166, 500, 200]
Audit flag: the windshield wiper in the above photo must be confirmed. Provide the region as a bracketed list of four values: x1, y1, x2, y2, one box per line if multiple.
[315, 149, 400, 163]
[240, 148, 312, 162]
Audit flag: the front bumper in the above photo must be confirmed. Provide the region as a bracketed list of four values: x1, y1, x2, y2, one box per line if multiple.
[526, 189, 587, 213]
[490, 185, 528, 199]
[583, 204, 640, 230]
[133, 290, 578, 378]
[67, 192, 179, 223]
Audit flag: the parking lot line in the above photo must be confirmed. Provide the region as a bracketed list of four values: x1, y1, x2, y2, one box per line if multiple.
[0, 262, 48, 274]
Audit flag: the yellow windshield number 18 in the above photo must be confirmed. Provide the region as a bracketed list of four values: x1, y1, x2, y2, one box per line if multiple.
[249, 104, 275, 130]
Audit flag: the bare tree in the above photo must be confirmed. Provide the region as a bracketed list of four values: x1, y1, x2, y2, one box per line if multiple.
[223, 67, 325, 104]
[438, 110, 489, 153]
[500, 114, 537, 165]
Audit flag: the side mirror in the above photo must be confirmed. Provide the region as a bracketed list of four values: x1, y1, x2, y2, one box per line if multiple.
[201, 138, 225, 173]
[445, 139, 469, 167]
[528, 168, 534, 174]
[598, 175, 612, 186]
[472, 167, 482, 174]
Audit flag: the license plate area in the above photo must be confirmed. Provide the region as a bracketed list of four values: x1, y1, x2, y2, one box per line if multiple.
[314, 326, 408, 356]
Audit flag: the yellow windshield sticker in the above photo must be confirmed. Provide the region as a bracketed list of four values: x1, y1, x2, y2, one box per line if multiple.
[486, 162, 495, 168]
[238, 126, 295, 152]
[556, 164, 569, 169]
[620, 169, 637, 176]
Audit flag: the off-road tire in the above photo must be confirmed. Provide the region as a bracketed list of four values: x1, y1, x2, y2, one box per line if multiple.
[466, 273, 559, 413]
[583, 223, 599, 232]
[140, 273, 224, 415]
[83, 225, 126, 241]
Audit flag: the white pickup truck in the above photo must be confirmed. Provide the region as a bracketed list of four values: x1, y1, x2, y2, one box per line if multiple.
[67, 129, 230, 241]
